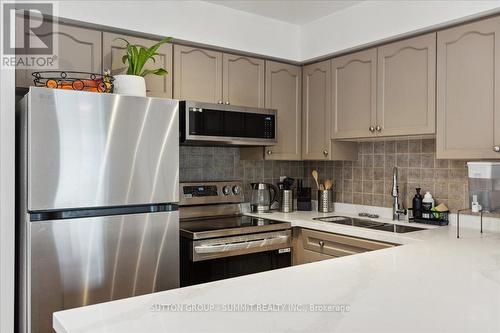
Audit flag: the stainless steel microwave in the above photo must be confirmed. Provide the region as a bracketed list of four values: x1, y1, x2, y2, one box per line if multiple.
[179, 101, 277, 146]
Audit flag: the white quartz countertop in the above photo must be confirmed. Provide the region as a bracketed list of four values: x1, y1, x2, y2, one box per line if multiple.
[53, 206, 500, 333]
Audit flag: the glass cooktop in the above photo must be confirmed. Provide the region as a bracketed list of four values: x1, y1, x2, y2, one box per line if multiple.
[180, 216, 291, 240]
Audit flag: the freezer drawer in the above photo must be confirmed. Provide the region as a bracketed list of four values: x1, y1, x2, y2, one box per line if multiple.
[21, 211, 179, 333]
[23, 87, 179, 211]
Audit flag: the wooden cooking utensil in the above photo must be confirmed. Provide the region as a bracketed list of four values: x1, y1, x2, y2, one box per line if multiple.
[312, 170, 320, 189]
[324, 179, 333, 190]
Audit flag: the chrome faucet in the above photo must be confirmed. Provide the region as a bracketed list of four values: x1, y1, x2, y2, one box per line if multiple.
[391, 167, 407, 221]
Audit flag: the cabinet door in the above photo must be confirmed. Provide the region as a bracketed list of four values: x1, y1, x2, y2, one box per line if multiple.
[103, 33, 173, 98]
[331, 49, 377, 139]
[173, 45, 222, 103]
[377, 33, 436, 137]
[222, 54, 265, 107]
[264, 61, 302, 160]
[437, 17, 500, 159]
[301, 228, 394, 256]
[16, 23, 102, 88]
[302, 60, 331, 160]
[292, 228, 394, 266]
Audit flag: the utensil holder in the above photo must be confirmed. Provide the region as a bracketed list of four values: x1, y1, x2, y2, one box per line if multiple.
[280, 189, 294, 213]
[318, 189, 334, 213]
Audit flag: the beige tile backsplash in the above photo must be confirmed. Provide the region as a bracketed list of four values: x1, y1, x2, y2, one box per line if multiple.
[303, 138, 470, 212]
[180, 138, 470, 212]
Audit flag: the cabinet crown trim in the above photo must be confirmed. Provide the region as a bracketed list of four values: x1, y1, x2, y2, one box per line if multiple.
[446, 30, 497, 45]
[382, 45, 430, 59]
[336, 58, 374, 70]
[227, 55, 262, 65]
[180, 48, 219, 58]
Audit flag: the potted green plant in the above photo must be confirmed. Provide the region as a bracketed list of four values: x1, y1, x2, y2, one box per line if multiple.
[113, 36, 172, 96]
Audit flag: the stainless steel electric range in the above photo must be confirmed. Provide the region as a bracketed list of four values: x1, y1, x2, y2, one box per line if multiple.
[179, 181, 292, 287]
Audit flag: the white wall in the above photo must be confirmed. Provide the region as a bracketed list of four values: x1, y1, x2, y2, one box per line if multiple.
[57, 0, 301, 61]
[0, 23, 16, 333]
[300, 0, 500, 61]
[57, 1, 500, 62]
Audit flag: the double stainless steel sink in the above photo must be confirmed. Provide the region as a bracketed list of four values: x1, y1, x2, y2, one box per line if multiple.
[313, 216, 426, 233]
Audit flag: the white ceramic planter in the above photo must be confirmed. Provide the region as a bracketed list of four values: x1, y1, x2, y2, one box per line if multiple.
[113, 75, 146, 96]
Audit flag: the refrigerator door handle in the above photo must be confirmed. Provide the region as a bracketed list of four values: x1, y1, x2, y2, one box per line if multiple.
[30, 203, 178, 221]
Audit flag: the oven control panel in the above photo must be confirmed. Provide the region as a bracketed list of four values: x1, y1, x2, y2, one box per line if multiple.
[180, 181, 244, 206]
[183, 185, 218, 197]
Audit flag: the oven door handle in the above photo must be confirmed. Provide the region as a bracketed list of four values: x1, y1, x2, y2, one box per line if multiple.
[194, 235, 289, 254]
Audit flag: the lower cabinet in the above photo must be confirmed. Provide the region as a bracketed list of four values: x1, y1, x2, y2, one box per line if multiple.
[292, 227, 395, 265]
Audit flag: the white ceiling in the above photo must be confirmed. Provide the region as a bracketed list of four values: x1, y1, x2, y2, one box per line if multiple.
[204, 0, 364, 25]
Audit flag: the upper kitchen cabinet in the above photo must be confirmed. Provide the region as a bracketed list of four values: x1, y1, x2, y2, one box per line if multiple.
[222, 54, 265, 107]
[332, 34, 436, 140]
[173, 45, 222, 103]
[302, 60, 331, 160]
[173, 49, 264, 107]
[264, 61, 302, 160]
[377, 33, 436, 137]
[16, 22, 102, 88]
[331, 49, 377, 139]
[103, 32, 173, 98]
[437, 17, 500, 159]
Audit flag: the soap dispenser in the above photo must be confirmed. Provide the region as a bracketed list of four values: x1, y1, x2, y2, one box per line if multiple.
[412, 188, 423, 218]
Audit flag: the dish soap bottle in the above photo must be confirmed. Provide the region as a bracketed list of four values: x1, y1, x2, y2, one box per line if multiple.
[412, 188, 423, 218]
[422, 192, 435, 218]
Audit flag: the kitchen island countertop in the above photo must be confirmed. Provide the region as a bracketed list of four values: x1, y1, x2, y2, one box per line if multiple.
[53, 206, 500, 333]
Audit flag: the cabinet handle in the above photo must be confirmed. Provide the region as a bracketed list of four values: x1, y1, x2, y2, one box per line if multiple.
[267, 150, 273, 155]
[323, 149, 329, 156]
[218, 100, 223, 104]
[376, 125, 382, 132]
[494, 146, 500, 152]
[369, 126, 375, 133]
[225, 101, 230, 105]
[319, 241, 325, 247]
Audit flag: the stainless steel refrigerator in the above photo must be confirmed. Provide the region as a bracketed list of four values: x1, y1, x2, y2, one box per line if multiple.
[17, 87, 179, 333]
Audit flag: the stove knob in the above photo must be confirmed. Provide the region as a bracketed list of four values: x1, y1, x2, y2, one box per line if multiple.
[232, 185, 241, 195]
[222, 185, 232, 196]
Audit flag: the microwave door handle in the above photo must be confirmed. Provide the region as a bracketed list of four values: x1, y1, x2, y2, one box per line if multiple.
[194, 235, 288, 254]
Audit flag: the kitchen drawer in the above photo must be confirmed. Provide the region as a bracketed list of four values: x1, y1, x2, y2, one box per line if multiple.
[301, 228, 394, 257]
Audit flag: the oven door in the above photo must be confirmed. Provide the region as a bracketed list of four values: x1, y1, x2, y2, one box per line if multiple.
[180, 101, 277, 146]
[180, 230, 291, 286]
